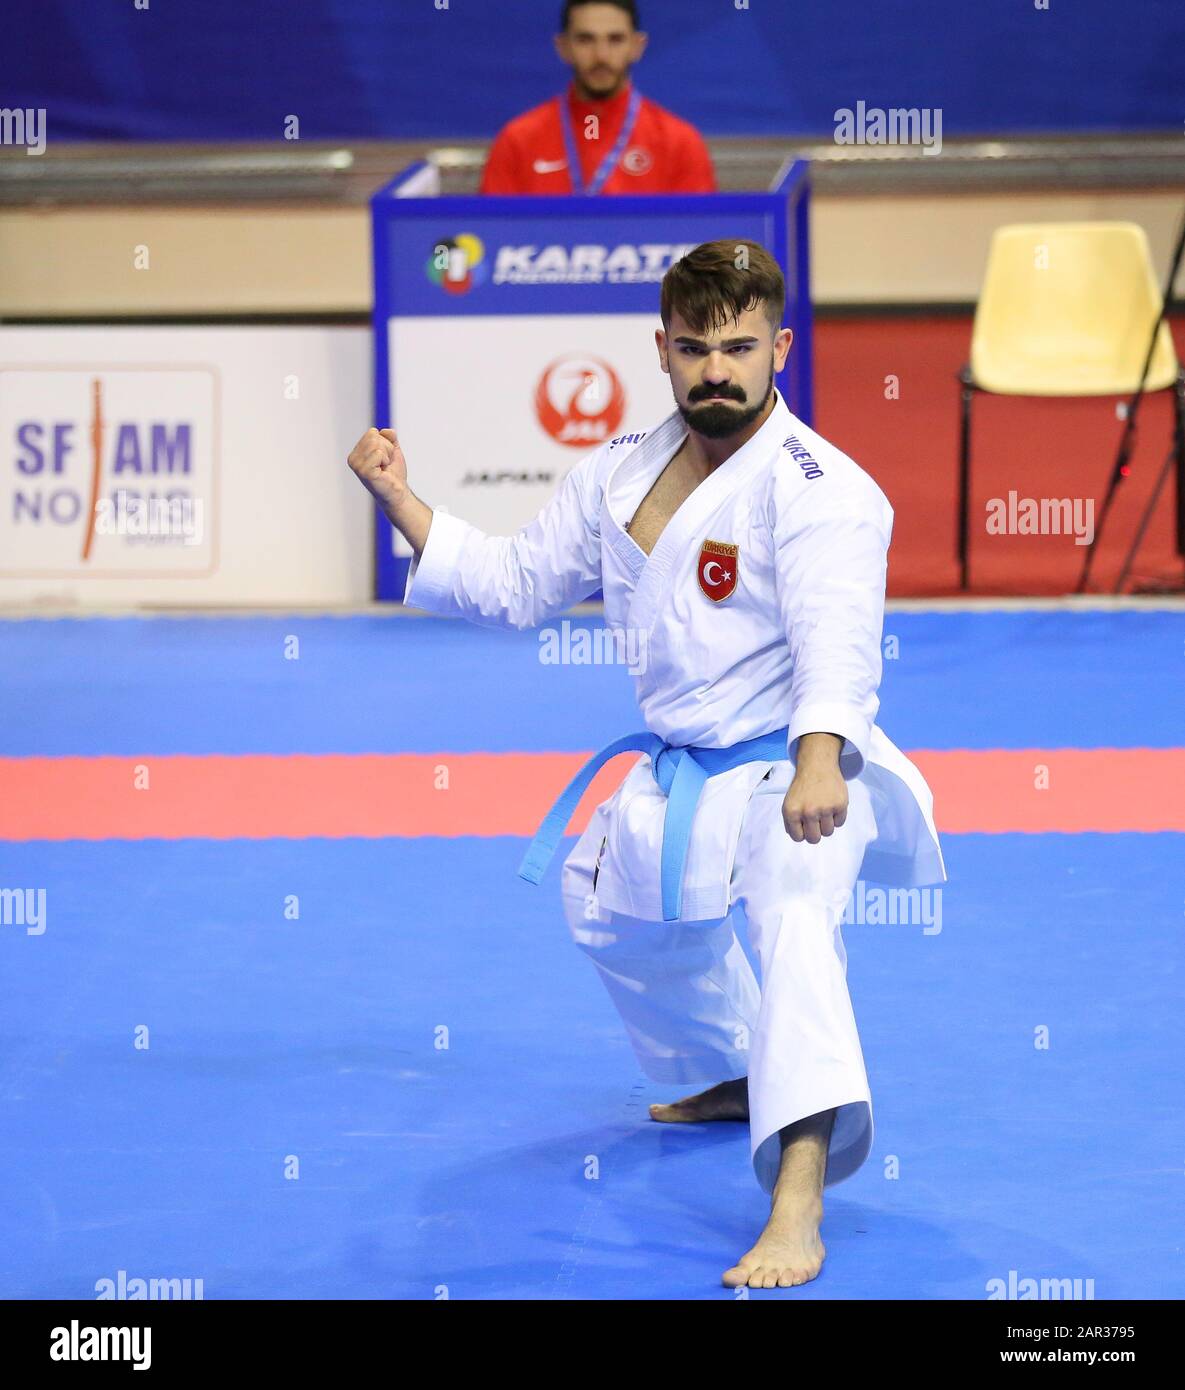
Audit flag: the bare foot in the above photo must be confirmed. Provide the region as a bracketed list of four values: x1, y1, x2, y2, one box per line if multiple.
[649, 1076, 749, 1123]
[723, 1107, 834, 1289]
[722, 1194, 825, 1289]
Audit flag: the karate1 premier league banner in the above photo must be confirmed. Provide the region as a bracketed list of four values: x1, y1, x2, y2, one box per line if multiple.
[371, 168, 812, 599]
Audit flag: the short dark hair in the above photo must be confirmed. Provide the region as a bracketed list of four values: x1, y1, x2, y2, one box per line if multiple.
[660, 239, 786, 335]
[560, 0, 639, 31]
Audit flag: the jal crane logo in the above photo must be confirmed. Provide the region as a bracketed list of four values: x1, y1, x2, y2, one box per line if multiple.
[534, 354, 626, 448]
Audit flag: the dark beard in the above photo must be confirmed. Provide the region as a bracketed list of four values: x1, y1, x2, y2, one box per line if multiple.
[576, 71, 626, 100]
[676, 368, 775, 440]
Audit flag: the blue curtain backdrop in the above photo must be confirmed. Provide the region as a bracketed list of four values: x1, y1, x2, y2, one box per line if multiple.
[2, 0, 1181, 143]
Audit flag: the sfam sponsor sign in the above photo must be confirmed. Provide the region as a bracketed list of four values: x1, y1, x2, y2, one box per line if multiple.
[0, 366, 217, 576]
[0, 326, 374, 607]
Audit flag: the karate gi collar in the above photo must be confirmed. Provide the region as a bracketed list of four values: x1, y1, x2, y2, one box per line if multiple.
[604, 389, 795, 633]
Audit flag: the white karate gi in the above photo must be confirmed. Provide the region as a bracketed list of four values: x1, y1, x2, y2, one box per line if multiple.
[404, 389, 946, 1194]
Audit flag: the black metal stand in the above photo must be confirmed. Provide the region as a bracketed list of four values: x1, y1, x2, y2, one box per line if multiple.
[1114, 370, 1185, 593]
[1076, 202, 1185, 594]
[957, 366, 975, 591]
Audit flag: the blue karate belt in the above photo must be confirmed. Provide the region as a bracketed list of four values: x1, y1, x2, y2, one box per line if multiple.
[517, 725, 791, 922]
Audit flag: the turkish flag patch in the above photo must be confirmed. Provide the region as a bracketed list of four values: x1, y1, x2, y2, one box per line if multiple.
[697, 539, 739, 602]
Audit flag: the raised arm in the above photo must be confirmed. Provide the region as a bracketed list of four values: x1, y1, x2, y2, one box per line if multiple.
[347, 426, 605, 631]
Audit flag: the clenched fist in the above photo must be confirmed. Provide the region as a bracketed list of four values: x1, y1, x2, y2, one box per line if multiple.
[782, 732, 848, 845]
[347, 427, 409, 515]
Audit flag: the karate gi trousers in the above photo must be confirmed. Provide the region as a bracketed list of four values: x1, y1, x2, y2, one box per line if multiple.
[561, 775, 877, 1196]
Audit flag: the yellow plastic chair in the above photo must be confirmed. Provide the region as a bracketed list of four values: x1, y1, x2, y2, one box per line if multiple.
[958, 221, 1183, 587]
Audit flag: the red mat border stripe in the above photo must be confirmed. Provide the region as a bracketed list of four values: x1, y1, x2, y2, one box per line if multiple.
[3, 748, 1183, 841]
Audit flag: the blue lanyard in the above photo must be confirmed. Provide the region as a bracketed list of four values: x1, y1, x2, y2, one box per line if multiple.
[557, 85, 643, 196]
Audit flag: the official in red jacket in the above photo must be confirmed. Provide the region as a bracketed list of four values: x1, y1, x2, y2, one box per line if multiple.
[480, 0, 716, 197]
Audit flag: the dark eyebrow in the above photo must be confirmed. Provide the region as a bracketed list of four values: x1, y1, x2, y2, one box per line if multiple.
[672, 336, 760, 348]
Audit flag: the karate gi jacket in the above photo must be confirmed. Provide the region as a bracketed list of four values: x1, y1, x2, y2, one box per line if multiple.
[405, 390, 946, 922]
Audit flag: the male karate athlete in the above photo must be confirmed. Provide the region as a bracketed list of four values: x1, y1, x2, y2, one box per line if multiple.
[480, 0, 716, 196]
[347, 239, 945, 1289]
